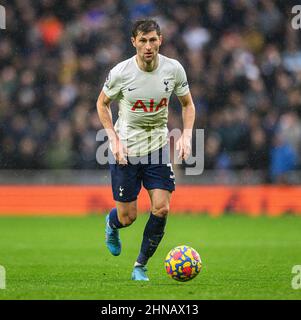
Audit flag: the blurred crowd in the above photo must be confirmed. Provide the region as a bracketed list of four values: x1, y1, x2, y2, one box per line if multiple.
[0, 0, 301, 183]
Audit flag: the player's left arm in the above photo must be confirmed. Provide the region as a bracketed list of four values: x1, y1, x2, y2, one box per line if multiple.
[176, 92, 195, 160]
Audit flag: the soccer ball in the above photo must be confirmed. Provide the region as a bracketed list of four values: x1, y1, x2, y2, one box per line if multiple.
[164, 245, 202, 282]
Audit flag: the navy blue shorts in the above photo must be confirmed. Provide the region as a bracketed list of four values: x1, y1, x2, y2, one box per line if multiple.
[109, 145, 175, 202]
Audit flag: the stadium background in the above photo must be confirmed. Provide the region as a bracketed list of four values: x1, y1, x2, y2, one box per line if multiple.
[0, 0, 301, 300]
[1, 0, 301, 214]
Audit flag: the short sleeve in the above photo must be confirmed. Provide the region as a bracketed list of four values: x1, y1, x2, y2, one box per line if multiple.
[174, 62, 189, 97]
[102, 66, 122, 100]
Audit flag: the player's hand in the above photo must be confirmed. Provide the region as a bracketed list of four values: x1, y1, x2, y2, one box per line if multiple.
[111, 137, 128, 165]
[176, 135, 191, 161]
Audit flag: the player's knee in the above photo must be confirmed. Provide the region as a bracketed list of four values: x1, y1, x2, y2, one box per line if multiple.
[153, 205, 169, 218]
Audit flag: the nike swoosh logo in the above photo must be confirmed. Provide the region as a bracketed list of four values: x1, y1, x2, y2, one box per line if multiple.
[128, 87, 137, 91]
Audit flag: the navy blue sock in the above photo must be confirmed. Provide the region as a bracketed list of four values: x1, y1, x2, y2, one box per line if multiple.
[136, 213, 167, 266]
[108, 208, 124, 229]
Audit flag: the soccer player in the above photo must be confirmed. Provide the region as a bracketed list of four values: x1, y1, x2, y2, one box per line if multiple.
[96, 19, 195, 281]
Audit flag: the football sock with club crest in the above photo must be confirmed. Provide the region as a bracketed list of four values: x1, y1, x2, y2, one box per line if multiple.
[108, 208, 125, 229]
[135, 212, 167, 266]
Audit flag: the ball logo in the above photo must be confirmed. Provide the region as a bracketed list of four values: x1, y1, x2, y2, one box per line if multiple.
[0, 5, 6, 30]
[292, 5, 301, 30]
[0, 265, 5, 289]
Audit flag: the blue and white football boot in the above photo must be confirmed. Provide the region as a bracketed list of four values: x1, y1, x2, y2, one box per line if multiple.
[131, 266, 149, 281]
[105, 214, 121, 256]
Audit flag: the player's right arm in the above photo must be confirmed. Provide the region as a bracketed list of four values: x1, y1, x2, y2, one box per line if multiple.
[96, 91, 127, 164]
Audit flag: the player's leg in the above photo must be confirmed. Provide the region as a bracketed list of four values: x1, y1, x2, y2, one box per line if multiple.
[132, 189, 171, 280]
[106, 161, 141, 256]
[116, 200, 138, 226]
[136, 189, 170, 264]
[107, 200, 138, 229]
[105, 200, 137, 256]
[132, 153, 175, 280]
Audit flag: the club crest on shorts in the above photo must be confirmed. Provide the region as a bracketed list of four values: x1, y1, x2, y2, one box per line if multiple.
[119, 186, 124, 197]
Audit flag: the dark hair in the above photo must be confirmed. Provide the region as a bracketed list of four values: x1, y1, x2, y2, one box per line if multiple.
[131, 19, 161, 38]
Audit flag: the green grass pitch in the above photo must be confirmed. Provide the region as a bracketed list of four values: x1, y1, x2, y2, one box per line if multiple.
[0, 214, 301, 300]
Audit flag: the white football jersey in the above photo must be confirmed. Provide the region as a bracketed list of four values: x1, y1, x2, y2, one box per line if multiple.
[102, 54, 189, 156]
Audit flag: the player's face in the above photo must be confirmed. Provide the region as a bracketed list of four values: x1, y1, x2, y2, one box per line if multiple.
[131, 31, 162, 64]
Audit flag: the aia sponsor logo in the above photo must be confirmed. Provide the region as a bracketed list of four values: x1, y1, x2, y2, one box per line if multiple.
[131, 98, 167, 112]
